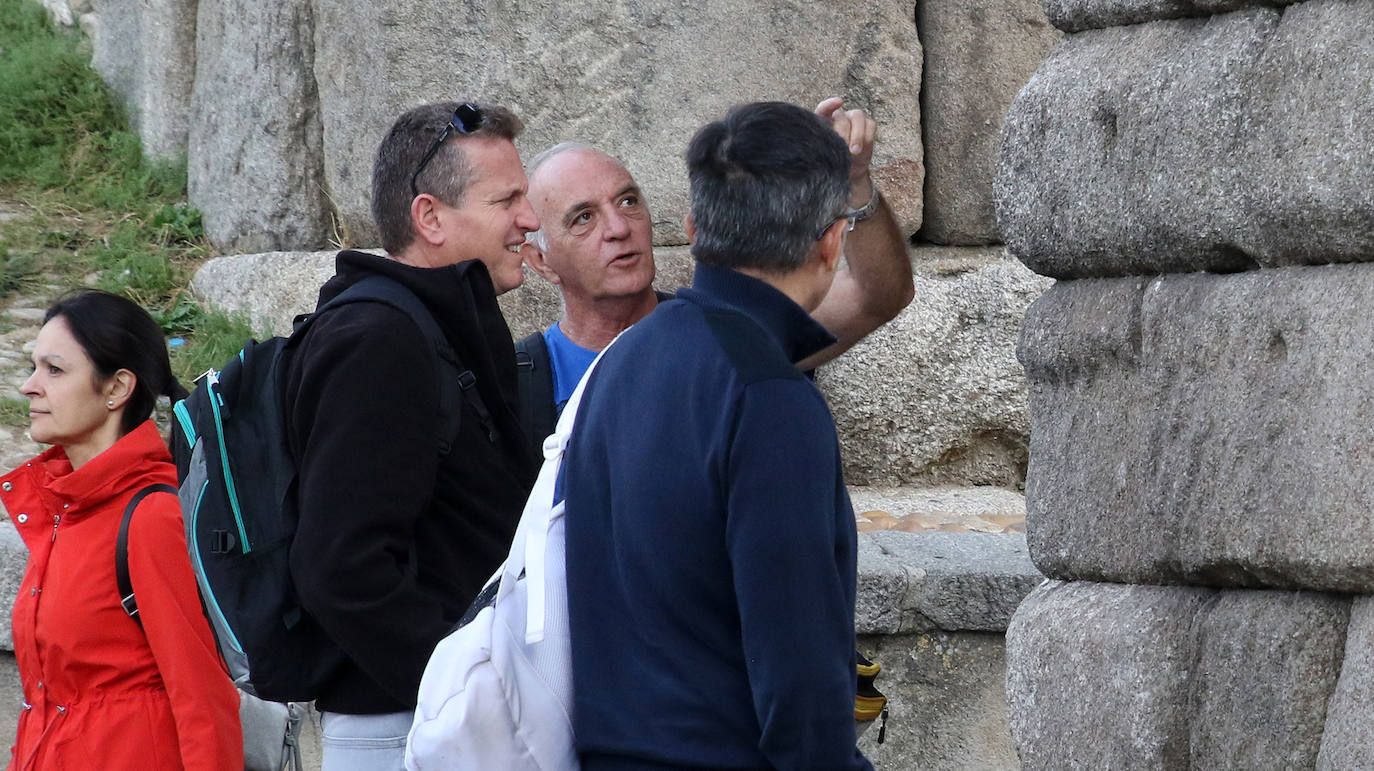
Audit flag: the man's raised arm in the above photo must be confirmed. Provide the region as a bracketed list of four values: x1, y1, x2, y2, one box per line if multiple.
[801, 97, 915, 370]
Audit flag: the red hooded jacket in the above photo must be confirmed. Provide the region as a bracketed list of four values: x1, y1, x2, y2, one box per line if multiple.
[1, 420, 241, 770]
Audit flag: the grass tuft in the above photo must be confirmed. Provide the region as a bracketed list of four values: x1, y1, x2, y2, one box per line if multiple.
[0, 0, 264, 399]
[0, 396, 29, 430]
[169, 310, 260, 386]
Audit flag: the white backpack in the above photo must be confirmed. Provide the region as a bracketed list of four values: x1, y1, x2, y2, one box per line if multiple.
[405, 339, 617, 770]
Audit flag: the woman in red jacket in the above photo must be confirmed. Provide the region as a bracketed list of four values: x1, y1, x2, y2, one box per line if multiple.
[1, 290, 242, 770]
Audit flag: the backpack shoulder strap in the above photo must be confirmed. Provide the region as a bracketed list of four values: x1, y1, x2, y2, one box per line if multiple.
[313, 275, 492, 452]
[116, 483, 181, 628]
[514, 331, 624, 644]
[514, 330, 557, 461]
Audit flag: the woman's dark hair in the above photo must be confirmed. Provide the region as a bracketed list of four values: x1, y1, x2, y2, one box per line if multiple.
[44, 289, 187, 435]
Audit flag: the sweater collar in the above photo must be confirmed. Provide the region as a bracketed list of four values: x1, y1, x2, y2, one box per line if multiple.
[678, 263, 836, 365]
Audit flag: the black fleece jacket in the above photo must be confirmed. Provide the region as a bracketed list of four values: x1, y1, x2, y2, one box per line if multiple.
[280, 249, 536, 714]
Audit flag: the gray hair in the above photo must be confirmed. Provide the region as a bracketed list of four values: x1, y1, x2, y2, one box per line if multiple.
[685, 102, 850, 273]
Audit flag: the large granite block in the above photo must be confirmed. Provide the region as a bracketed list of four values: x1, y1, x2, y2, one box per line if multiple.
[1020, 266, 1374, 591]
[88, 0, 196, 160]
[864, 531, 1041, 633]
[1318, 596, 1374, 769]
[1007, 581, 1350, 769]
[818, 252, 1049, 486]
[997, 2, 1374, 278]
[1006, 581, 1211, 769]
[916, 0, 1060, 244]
[309, 0, 924, 249]
[188, 0, 332, 252]
[1188, 591, 1347, 768]
[1045, 0, 1300, 32]
[858, 631, 1017, 770]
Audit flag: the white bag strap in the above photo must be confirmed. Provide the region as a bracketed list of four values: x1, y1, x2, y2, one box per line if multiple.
[510, 333, 623, 645]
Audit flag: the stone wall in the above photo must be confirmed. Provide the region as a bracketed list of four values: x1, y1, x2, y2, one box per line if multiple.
[66, 0, 1060, 252]
[998, 0, 1374, 766]
[67, 0, 1064, 490]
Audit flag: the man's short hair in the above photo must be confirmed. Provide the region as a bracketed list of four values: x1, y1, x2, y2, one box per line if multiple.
[371, 101, 524, 255]
[685, 102, 850, 273]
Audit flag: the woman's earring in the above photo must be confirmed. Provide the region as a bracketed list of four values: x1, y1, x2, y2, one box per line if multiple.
[106, 400, 116, 408]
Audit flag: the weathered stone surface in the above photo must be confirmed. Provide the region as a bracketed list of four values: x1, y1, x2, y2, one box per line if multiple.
[41, 0, 74, 26]
[1020, 266, 1374, 591]
[855, 531, 913, 635]
[1318, 596, 1374, 769]
[817, 250, 1050, 486]
[0, 524, 25, 651]
[1046, 0, 1299, 32]
[88, 0, 196, 160]
[1189, 591, 1347, 768]
[867, 531, 1040, 633]
[1006, 581, 1212, 769]
[1009, 582, 1349, 769]
[189, 250, 340, 335]
[997, 2, 1374, 278]
[189, 0, 332, 253]
[310, 0, 924, 249]
[858, 631, 1017, 770]
[916, 0, 1060, 245]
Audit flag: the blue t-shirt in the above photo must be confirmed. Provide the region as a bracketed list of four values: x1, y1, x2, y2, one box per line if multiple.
[543, 322, 600, 416]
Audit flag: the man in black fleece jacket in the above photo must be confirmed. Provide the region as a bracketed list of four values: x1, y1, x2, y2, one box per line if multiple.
[279, 101, 539, 770]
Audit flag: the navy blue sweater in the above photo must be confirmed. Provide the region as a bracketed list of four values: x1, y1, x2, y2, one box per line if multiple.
[565, 264, 869, 770]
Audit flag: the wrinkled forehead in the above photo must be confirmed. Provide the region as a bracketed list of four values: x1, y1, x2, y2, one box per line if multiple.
[530, 148, 637, 208]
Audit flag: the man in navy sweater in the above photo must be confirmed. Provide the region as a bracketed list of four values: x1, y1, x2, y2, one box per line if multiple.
[564, 102, 872, 770]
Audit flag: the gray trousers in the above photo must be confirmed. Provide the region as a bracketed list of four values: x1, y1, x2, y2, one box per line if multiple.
[320, 710, 414, 771]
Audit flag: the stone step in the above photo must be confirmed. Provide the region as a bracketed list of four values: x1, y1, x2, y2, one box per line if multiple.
[852, 485, 1041, 636]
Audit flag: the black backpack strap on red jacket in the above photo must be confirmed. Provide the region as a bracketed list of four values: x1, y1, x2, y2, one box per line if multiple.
[514, 330, 557, 461]
[115, 483, 181, 628]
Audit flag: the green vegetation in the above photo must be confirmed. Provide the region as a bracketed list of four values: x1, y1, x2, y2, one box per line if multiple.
[0, 397, 29, 429]
[0, 0, 262, 387]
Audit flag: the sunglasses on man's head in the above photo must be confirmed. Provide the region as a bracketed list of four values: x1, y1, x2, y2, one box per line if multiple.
[410, 103, 484, 197]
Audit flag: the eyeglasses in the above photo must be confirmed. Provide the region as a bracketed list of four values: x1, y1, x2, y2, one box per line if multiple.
[815, 213, 857, 241]
[410, 103, 484, 197]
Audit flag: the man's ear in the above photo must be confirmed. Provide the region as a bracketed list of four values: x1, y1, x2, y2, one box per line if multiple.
[816, 218, 846, 274]
[410, 194, 447, 247]
[684, 213, 696, 244]
[522, 242, 561, 284]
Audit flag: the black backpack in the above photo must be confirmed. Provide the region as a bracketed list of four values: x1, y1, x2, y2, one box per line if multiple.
[169, 274, 487, 702]
[514, 331, 557, 462]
